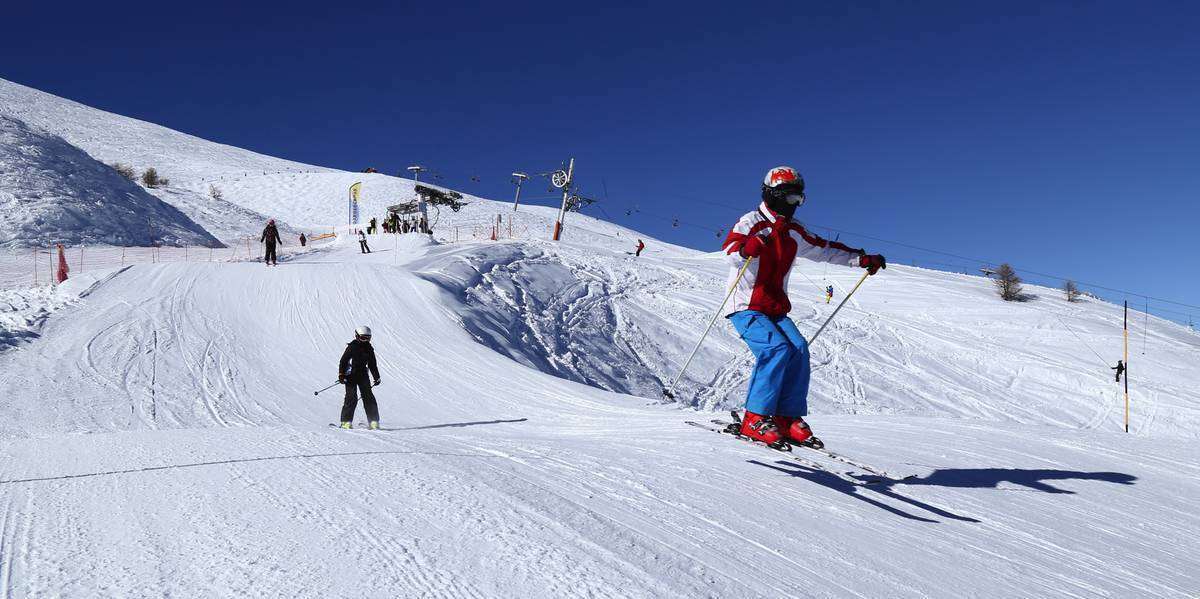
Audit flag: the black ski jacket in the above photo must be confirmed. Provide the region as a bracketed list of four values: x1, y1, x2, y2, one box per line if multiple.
[339, 339, 380, 381]
[261, 224, 283, 246]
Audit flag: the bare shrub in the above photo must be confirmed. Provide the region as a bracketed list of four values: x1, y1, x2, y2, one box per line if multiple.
[1063, 280, 1081, 302]
[994, 263, 1023, 301]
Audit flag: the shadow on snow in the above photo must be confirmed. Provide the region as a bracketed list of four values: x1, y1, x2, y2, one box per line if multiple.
[751, 459, 1136, 524]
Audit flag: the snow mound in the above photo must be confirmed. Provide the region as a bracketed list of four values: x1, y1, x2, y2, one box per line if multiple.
[0, 115, 220, 248]
[0, 78, 332, 183]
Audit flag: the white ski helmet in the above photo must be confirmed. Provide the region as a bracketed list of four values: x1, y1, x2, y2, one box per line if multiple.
[762, 166, 806, 208]
[355, 325, 372, 339]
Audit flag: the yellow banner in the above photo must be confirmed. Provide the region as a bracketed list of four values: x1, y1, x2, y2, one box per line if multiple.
[349, 182, 361, 203]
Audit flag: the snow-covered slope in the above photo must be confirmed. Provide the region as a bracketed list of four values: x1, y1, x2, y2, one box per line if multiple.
[0, 115, 219, 248]
[2, 78, 1198, 597]
[1, 233, 1197, 597]
[0, 78, 332, 184]
[412, 198, 1200, 440]
[0, 78, 341, 240]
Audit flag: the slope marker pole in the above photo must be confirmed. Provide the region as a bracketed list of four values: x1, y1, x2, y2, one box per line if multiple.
[1124, 300, 1129, 433]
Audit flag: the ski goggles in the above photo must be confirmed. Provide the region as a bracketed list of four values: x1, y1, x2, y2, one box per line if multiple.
[768, 184, 807, 206]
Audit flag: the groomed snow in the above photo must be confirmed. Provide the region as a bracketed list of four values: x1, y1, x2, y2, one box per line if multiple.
[1, 230, 1197, 598]
[1, 78, 1197, 598]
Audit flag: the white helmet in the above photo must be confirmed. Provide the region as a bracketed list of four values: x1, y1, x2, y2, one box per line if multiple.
[762, 166, 806, 208]
[355, 325, 372, 339]
[763, 166, 802, 188]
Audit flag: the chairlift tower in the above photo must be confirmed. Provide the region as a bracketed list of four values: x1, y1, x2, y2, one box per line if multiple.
[511, 172, 529, 212]
[551, 158, 574, 241]
[407, 165, 428, 223]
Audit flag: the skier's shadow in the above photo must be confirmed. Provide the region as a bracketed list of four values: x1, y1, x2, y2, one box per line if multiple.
[750, 460, 1136, 523]
[750, 460, 972, 523]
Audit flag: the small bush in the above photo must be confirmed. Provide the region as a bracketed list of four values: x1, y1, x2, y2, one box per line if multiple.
[111, 162, 136, 181]
[209, 184, 223, 201]
[994, 263, 1024, 301]
[142, 168, 161, 188]
[1063, 279, 1081, 303]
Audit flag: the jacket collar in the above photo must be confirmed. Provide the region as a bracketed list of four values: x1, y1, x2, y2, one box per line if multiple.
[758, 201, 793, 224]
[757, 201, 777, 223]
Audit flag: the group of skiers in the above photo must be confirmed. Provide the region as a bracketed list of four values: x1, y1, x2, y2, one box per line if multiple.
[374, 213, 429, 235]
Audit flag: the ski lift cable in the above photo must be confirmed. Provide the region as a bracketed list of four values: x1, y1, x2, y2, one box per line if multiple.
[1054, 313, 1112, 369]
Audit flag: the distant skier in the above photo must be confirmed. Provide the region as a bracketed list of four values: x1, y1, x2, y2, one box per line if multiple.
[299, 233, 307, 247]
[1111, 360, 1125, 383]
[721, 166, 886, 448]
[338, 326, 381, 429]
[358, 230, 371, 254]
[825, 285, 834, 304]
[635, 239, 645, 257]
[261, 219, 282, 266]
[369, 216, 377, 235]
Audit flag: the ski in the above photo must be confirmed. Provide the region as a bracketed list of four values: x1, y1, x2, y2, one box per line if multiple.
[328, 422, 375, 430]
[709, 419, 914, 481]
[685, 421, 891, 486]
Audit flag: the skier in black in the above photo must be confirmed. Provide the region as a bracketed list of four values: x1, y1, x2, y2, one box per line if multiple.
[358, 230, 371, 253]
[338, 326, 381, 429]
[299, 233, 307, 247]
[261, 219, 282, 266]
[1111, 360, 1125, 383]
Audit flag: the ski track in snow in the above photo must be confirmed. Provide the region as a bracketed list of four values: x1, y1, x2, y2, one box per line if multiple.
[1, 77, 1199, 597]
[0, 234, 1197, 597]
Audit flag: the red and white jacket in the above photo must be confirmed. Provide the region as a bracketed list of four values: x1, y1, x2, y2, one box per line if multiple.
[722, 202, 864, 317]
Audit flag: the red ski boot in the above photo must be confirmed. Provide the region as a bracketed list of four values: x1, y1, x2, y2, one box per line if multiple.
[738, 411, 787, 448]
[775, 415, 823, 449]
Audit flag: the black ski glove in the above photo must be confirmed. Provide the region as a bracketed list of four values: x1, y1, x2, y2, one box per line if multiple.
[373, 377, 381, 387]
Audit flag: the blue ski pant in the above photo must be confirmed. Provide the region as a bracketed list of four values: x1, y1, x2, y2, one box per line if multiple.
[729, 310, 810, 418]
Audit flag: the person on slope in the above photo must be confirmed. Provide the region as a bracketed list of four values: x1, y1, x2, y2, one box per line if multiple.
[338, 326, 382, 429]
[721, 166, 886, 448]
[299, 233, 307, 247]
[1111, 360, 1125, 383]
[826, 284, 834, 304]
[635, 239, 646, 257]
[261, 219, 283, 266]
[358, 230, 371, 254]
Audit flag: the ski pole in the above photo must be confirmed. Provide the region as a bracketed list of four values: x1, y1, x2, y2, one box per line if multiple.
[810, 270, 870, 344]
[313, 381, 341, 396]
[663, 257, 753, 399]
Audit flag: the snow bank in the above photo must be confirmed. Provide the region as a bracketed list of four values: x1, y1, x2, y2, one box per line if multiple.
[0, 115, 221, 248]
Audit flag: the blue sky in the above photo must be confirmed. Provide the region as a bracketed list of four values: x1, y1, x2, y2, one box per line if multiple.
[3, 1, 1197, 320]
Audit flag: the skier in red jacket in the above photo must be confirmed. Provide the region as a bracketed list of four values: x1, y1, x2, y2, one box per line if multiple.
[720, 166, 885, 448]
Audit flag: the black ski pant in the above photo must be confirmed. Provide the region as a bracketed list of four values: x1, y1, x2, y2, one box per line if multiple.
[341, 377, 379, 423]
[359, 240, 371, 253]
[264, 243, 277, 264]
